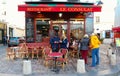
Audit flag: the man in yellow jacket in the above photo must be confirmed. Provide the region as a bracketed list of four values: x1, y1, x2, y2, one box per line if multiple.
[90, 33, 101, 67]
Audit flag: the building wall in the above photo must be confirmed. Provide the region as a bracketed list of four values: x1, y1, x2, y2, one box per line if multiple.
[114, 0, 120, 26]
[7, 24, 25, 38]
[14, 27, 25, 37]
[94, 0, 117, 34]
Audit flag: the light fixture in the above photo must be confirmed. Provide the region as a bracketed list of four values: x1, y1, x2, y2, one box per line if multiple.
[59, 13, 62, 17]
[37, 12, 41, 13]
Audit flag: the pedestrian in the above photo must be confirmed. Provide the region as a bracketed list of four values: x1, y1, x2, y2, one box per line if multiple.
[3, 35, 8, 46]
[59, 34, 68, 49]
[80, 34, 90, 64]
[50, 33, 60, 52]
[89, 33, 101, 67]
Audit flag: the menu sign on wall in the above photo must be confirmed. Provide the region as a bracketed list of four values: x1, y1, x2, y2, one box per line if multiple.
[26, 18, 34, 42]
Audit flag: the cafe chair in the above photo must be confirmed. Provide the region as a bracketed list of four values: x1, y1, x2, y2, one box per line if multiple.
[31, 46, 39, 59]
[6, 47, 15, 60]
[70, 45, 78, 58]
[43, 47, 53, 67]
[57, 48, 68, 70]
[19, 45, 29, 59]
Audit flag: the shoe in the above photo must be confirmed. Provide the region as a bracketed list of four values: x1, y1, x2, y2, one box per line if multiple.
[96, 63, 99, 65]
[85, 63, 89, 65]
[90, 65, 95, 67]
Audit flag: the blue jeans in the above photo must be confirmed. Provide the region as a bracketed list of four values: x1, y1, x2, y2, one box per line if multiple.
[91, 48, 99, 66]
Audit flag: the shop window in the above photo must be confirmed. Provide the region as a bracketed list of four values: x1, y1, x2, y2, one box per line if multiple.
[70, 21, 84, 40]
[36, 20, 49, 37]
[105, 31, 110, 38]
[9, 27, 13, 37]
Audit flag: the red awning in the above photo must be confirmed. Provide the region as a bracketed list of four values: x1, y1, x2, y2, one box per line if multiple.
[18, 4, 101, 12]
[112, 26, 120, 32]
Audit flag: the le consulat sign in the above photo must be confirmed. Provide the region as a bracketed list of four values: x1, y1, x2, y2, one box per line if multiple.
[18, 6, 101, 12]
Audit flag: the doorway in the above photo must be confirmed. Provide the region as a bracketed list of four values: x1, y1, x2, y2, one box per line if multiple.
[36, 20, 50, 42]
[0, 29, 4, 43]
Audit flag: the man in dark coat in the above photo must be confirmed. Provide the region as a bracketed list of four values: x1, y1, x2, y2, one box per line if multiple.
[50, 33, 60, 52]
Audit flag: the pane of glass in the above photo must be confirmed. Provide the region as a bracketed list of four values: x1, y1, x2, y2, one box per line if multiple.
[70, 21, 84, 40]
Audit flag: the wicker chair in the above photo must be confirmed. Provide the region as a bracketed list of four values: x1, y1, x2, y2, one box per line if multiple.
[6, 47, 15, 60]
[57, 48, 68, 70]
[19, 44, 29, 59]
[43, 47, 53, 67]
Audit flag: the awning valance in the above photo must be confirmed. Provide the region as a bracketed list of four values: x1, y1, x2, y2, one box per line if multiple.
[18, 4, 101, 12]
[112, 26, 120, 32]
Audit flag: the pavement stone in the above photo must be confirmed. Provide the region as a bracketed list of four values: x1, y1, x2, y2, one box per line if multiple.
[0, 42, 120, 76]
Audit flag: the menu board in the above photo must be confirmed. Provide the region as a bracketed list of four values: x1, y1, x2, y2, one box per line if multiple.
[26, 18, 34, 42]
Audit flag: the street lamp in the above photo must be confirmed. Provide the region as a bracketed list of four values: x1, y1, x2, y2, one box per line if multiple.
[97, 0, 103, 5]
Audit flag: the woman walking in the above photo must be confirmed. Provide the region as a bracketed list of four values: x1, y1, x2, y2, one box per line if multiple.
[80, 34, 90, 64]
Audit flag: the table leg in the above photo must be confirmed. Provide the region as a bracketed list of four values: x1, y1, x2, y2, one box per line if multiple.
[14, 50, 17, 60]
[51, 57, 60, 73]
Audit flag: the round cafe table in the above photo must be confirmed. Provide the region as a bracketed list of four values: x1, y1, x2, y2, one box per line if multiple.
[48, 52, 63, 73]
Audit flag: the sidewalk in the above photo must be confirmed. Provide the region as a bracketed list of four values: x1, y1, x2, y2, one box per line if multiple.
[0, 43, 120, 76]
[0, 44, 3, 46]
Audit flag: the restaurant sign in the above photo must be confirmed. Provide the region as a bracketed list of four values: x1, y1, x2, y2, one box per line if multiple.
[18, 6, 101, 12]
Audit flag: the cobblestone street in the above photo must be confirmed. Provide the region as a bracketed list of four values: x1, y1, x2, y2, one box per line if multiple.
[0, 43, 120, 76]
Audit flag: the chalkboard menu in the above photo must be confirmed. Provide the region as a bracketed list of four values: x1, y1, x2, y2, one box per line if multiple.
[26, 18, 34, 42]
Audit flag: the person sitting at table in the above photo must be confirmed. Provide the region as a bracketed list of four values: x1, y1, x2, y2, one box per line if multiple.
[69, 38, 78, 57]
[50, 33, 60, 52]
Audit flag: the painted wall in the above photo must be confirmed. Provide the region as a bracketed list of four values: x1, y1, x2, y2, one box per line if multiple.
[94, 0, 117, 34]
[114, 0, 120, 26]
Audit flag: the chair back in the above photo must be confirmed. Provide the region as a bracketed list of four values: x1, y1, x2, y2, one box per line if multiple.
[60, 48, 68, 54]
[6, 47, 13, 54]
[60, 48, 68, 58]
[44, 47, 52, 55]
[19, 45, 28, 53]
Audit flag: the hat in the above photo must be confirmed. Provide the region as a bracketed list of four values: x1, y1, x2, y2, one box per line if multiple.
[84, 34, 89, 38]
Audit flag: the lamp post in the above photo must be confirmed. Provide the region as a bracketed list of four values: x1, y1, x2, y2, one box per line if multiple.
[97, 0, 103, 5]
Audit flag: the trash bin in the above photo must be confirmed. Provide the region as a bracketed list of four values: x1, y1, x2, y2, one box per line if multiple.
[23, 60, 32, 75]
[77, 59, 86, 73]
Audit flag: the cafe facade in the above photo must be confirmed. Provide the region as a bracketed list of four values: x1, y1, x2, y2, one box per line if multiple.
[18, 1, 101, 43]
